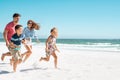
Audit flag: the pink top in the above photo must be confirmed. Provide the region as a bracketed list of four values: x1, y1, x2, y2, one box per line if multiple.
[4, 21, 16, 41]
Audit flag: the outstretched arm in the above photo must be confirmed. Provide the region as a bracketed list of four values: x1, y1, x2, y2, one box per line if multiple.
[33, 30, 40, 43]
[55, 44, 60, 53]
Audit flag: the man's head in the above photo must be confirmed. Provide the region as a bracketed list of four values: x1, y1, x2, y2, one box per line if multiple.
[13, 13, 21, 23]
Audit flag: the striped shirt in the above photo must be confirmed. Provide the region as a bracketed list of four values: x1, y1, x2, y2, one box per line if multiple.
[11, 33, 25, 46]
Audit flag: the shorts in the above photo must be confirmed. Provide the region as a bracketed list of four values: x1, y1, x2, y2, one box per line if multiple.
[8, 46, 22, 61]
[25, 38, 32, 45]
[46, 48, 56, 56]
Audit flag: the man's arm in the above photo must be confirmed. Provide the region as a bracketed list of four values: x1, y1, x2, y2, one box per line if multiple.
[3, 29, 9, 47]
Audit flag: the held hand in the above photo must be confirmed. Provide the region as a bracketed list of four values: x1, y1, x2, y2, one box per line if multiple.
[22, 39, 26, 44]
[6, 42, 9, 47]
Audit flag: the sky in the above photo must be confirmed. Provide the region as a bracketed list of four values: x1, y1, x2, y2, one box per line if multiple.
[0, 0, 120, 39]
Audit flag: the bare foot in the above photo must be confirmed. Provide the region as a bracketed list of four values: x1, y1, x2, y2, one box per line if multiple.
[13, 69, 16, 72]
[55, 66, 57, 69]
[1, 54, 5, 61]
[39, 57, 43, 62]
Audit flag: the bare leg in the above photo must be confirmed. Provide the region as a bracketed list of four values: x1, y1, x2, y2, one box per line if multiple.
[10, 57, 14, 66]
[18, 59, 22, 64]
[1, 52, 11, 61]
[51, 52, 57, 68]
[13, 60, 18, 72]
[10, 58, 22, 67]
[22, 45, 32, 62]
[39, 55, 50, 62]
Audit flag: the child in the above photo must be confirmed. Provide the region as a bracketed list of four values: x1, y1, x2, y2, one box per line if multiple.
[39, 27, 60, 68]
[9, 25, 25, 72]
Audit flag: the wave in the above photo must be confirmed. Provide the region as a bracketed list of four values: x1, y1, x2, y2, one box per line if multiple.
[56, 43, 120, 52]
[0, 41, 120, 52]
[26, 42, 120, 52]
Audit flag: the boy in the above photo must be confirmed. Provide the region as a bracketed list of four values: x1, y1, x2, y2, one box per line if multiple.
[9, 25, 25, 72]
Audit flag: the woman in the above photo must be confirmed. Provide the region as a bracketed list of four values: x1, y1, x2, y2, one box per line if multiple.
[22, 20, 40, 62]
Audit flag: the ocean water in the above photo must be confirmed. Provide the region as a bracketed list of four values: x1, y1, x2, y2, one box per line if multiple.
[0, 38, 120, 44]
[0, 39, 120, 51]
[37, 39, 120, 44]
[39, 39, 120, 51]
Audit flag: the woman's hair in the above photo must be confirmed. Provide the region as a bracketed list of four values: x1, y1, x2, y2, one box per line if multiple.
[50, 27, 57, 33]
[27, 20, 40, 30]
[15, 25, 23, 30]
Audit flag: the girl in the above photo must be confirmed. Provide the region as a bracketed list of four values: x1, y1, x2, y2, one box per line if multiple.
[39, 27, 60, 68]
[22, 20, 40, 62]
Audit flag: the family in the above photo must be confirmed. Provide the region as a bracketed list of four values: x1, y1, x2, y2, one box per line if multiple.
[1, 13, 60, 72]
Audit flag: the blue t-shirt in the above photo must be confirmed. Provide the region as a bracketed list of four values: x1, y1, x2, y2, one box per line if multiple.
[23, 27, 37, 39]
[11, 33, 25, 46]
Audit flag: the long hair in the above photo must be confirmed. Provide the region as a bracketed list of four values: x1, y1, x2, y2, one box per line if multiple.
[27, 20, 40, 30]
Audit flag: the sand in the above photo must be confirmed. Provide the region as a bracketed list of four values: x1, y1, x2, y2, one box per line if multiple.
[0, 43, 120, 80]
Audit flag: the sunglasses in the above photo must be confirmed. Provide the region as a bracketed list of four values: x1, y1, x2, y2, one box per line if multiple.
[28, 22, 32, 24]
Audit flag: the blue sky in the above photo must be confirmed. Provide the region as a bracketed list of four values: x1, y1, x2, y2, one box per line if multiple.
[0, 0, 120, 39]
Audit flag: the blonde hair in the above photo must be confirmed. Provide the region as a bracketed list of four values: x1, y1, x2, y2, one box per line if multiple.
[50, 27, 57, 33]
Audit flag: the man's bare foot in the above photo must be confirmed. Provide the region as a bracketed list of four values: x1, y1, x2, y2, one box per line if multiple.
[1, 54, 5, 61]
[39, 57, 43, 61]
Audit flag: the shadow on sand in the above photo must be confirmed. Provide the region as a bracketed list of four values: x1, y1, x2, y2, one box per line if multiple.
[20, 67, 48, 72]
[0, 63, 10, 65]
[0, 70, 11, 75]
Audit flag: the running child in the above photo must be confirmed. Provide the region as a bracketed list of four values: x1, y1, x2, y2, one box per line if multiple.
[39, 27, 60, 68]
[9, 25, 25, 72]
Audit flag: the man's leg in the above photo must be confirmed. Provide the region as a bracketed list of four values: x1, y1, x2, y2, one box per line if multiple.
[1, 52, 11, 61]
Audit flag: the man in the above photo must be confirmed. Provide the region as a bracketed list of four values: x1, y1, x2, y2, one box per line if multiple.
[1, 13, 21, 61]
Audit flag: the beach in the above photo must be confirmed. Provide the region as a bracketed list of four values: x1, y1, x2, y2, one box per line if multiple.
[0, 42, 120, 80]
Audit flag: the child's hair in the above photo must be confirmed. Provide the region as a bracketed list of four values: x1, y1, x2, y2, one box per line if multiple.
[27, 20, 40, 30]
[50, 27, 57, 33]
[15, 25, 23, 31]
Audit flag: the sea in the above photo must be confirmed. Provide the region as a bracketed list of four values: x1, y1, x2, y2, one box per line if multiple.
[0, 39, 120, 51]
